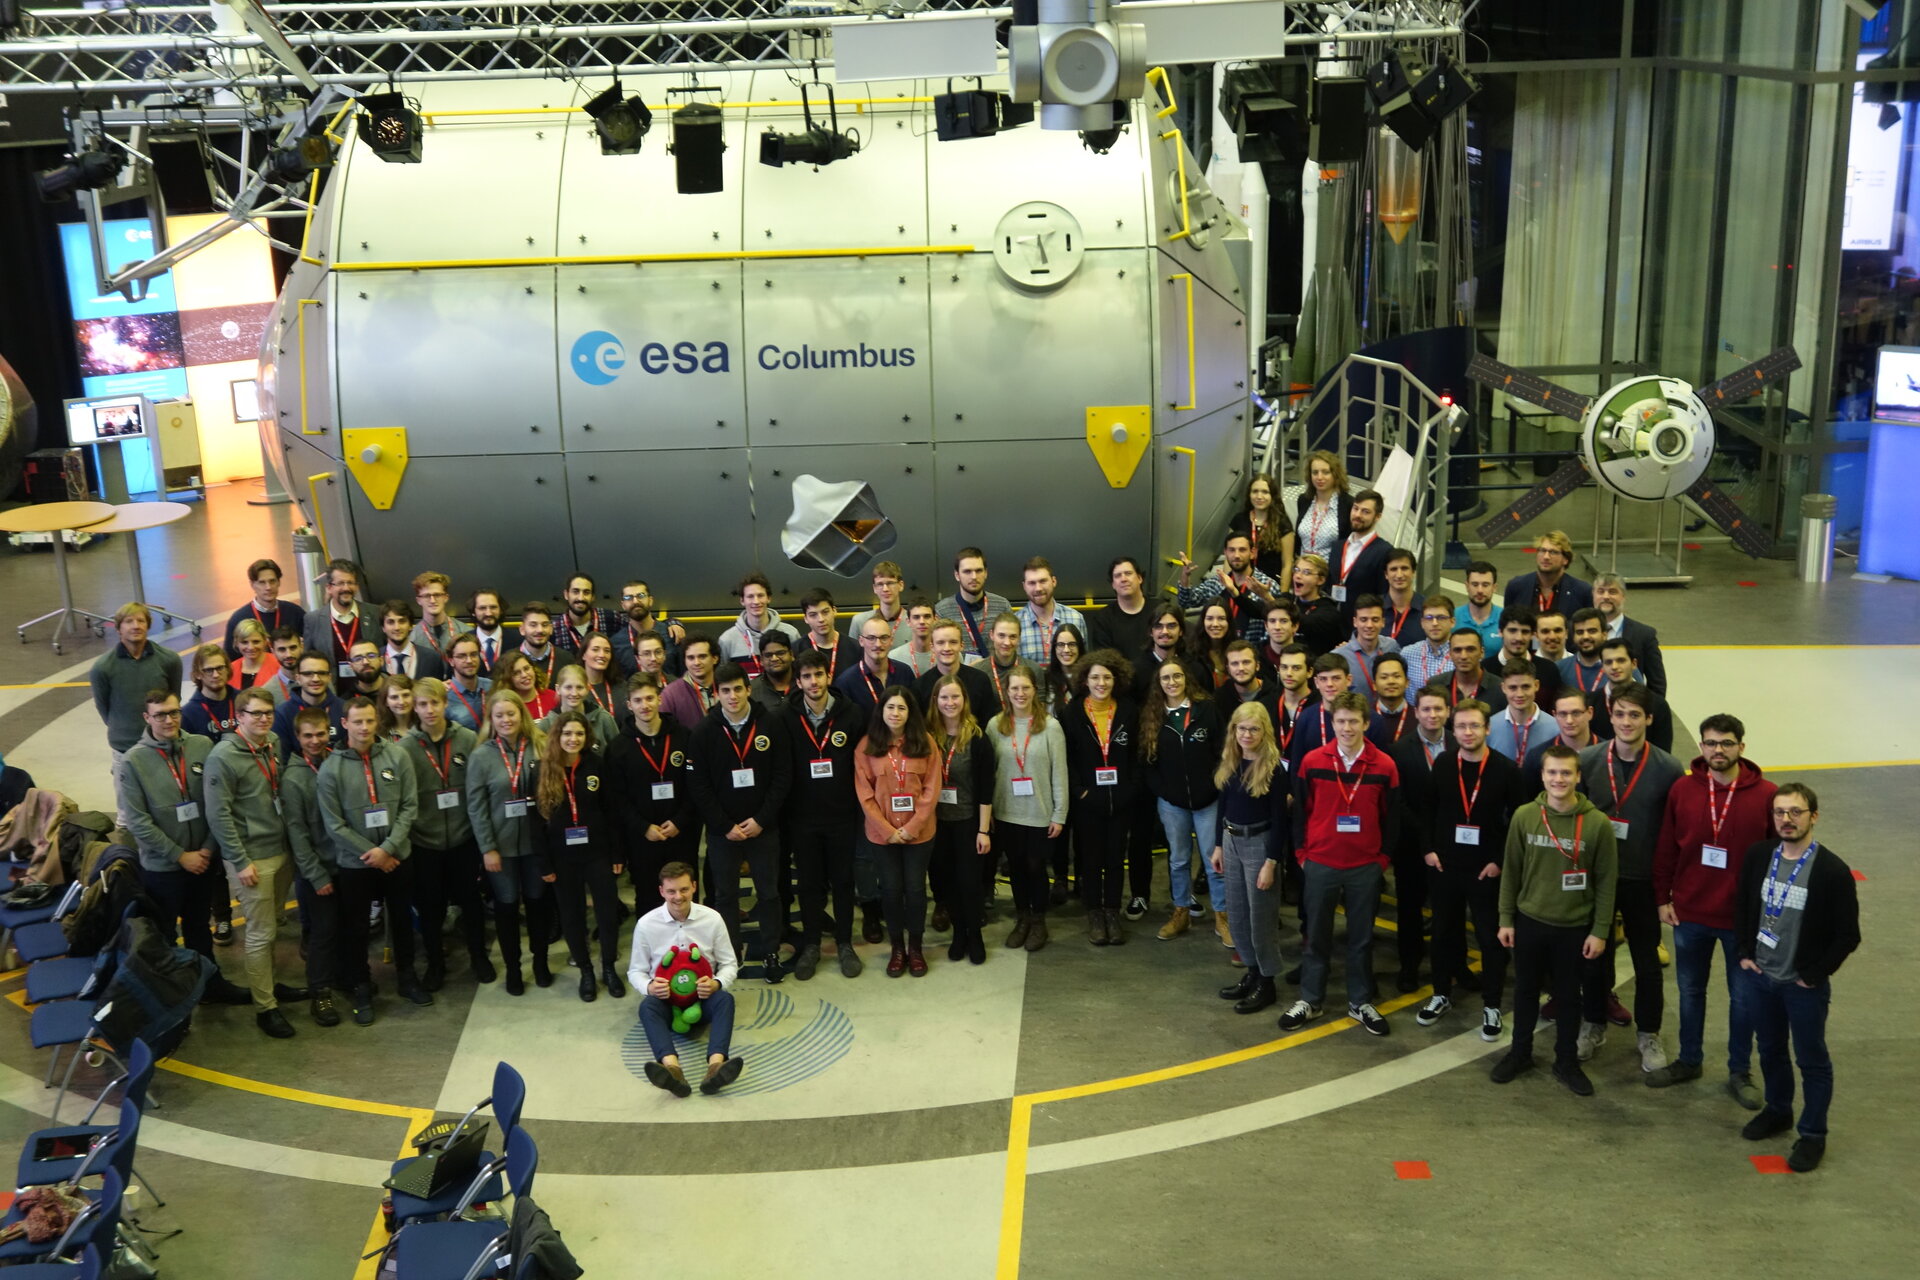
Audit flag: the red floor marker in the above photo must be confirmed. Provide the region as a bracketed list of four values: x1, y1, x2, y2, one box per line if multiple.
[1394, 1161, 1432, 1180]
[0, 1190, 11, 1212]
[1684, 542, 1704, 551]
[1520, 546, 1536, 554]
[1749, 1154, 1791, 1175]
[1852, 869, 1867, 881]
[1737, 581, 1758, 588]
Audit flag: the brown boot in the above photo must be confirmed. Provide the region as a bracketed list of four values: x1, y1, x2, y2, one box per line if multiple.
[1105, 907, 1127, 946]
[1087, 910, 1109, 947]
[1024, 915, 1050, 952]
[1005, 912, 1033, 950]
[1214, 910, 1234, 950]
[1158, 906, 1192, 941]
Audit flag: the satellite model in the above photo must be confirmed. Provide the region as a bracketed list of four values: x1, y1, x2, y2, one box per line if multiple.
[1465, 346, 1801, 558]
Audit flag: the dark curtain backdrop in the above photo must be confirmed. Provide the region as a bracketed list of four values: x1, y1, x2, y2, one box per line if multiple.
[0, 145, 85, 496]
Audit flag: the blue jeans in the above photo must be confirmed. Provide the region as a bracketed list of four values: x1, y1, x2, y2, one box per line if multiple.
[1737, 967, 1833, 1138]
[1157, 799, 1223, 910]
[639, 988, 736, 1062]
[1674, 921, 1753, 1073]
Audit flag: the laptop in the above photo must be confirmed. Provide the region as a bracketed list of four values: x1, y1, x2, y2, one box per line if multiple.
[1872, 345, 1920, 423]
[383, 1119, 490, 1200]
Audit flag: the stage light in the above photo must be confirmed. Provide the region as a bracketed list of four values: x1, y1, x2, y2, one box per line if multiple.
[358, 91, 423, 164]
[759, 84, 860, 169]
[1219, 65, 1296, 164]
[1078, 102, 1128, 155]
[1367, 51, 1435, 150]
[669, 100, 726, 194]
[267, 130, 334, 184]
[932, 83, 1033, 141]
[34, 147, 125, 202]
[585, 81, 653, 156]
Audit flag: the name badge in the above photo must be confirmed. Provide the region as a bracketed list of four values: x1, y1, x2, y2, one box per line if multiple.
[1330, 584, 1348, 603]
[175, 801, 201, 822]
[1701, 844, 1728, 869]
[1612, 818, 1630, 839]
[1561, 871, 1588, 891]
[565, 825, 589, 846]
[939, 786, 958, 806]
[810, 759, 834, 779]
[732, 767, 756, 789]
[1336, 814, 1362, 833]
[1094, 767, 1118, 786]
[364, 805, 390, 830]
[1011, 776, 1035, 797]
[504, 798, 529, 818]
[651, 782, 675, 801]
[272, 797, 283, 815]
[1454, 824, 1479, 845]
[890, 793, 915, 813]
[436, 790, 460, 811]
[338, 661, 354, 678]
[1757, 928, 1780, 949]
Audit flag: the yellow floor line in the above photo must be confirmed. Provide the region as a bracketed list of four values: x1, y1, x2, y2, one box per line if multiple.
[352, 1108, 438, 1280]
[0, 681, 89, 690]
[1771, 758, 1920, 772]
[1665, 644, 1919, 650]
[154, 1057, 427, 1119]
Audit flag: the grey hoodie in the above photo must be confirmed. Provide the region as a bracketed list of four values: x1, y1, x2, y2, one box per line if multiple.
[205, 731, 289, 871]
[116, 729, 214, 872]
[317, 738, 419, 868]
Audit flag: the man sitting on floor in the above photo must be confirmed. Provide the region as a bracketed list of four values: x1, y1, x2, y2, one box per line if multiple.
[628, 860, 746, 1098]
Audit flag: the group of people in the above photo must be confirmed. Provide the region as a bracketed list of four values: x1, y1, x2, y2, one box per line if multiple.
[80, 456, 1860, 1149]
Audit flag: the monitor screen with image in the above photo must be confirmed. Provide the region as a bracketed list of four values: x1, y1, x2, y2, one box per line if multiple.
[64, 394, 151, 446]
[1873, 346, 1920, 423]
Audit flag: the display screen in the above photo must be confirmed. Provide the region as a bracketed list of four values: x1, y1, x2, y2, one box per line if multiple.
[1873, 346, 1920, 422]
[65, 395, 149, 445]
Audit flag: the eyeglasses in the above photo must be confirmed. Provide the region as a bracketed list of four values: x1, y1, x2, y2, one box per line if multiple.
[1700, 738, 1741, 749]
[417, 591, 447, 601]
[620, 592, 650, 601]
[238, 708, 275, 720]
[148, 709, 182, 719]
[1771, 807, 1811, 818]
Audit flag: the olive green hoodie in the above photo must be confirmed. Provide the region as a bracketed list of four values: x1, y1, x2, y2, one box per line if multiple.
[1499, 789, 1618, 933]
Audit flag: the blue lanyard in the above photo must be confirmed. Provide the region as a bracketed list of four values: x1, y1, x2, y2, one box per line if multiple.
[1761, 842, 1815, 925]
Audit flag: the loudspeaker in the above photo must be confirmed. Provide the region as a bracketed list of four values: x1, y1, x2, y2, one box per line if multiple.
[1309, 77, 1368, 162]
[670, 102, 726, 195]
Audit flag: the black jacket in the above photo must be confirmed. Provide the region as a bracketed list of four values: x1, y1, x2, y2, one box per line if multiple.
[913, 662, 1001, 721]
[1733, 840, 1861, 985]
[1387, 731, 1448, 860]
[687, 708, 792, 838]
[1329, 533, 1395, 621]
[538, 753, 620, 861]
[1138, 699, 1223, 812]
[1618, 616, 1667, 696]
[604, 715, 698, 836]
[1060, 697, 1139, 811]
[1592, 685, 1676, 754]
[1294, 489, 1353, 546]
[782, 691, 865, 827]
[1129, 648, 1206, 704]
[1292, 594, 1345, 658]
[1422, 749, 1526, 875]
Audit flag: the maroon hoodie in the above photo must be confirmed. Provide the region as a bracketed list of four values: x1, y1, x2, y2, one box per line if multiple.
[1653, 757, 1777, 930]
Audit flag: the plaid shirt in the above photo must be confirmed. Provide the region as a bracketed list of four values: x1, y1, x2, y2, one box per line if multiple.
[1015, 601, 1088, 665]
[1174, 568, 1283, 645]
[1400, 639, 1455, 690]
[556, 607, 618, 653]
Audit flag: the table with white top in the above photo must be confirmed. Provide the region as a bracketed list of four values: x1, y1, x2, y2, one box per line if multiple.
[0, 499, 114, 653]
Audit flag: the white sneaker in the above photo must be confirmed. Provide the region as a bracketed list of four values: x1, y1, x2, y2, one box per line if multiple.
[1481, 1007, 1503, 1042]
[1576, 1019, 1608, 1062]
[1637, 1031, 1670, 1073]
[1415, 994, 1451, 1027]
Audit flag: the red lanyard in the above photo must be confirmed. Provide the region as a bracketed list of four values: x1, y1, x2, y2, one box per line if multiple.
[818, 637, 842, 684]
[1277, 698, 1303, 753]
[1536, 581, 1556, 612]
[799, 709, 834, 757]
[1706, 775, 1734, 843]
[1332, 752, 1366, 809]
[1421, 736, 1443, 766]
[418, 622, 450, 664]
[352, 749, 379, 804]
[1575, 660, 1604, 693]
[941, 739, 960, 785]
[1376, 703, 1410, 741]
[685, 677, 712, 713]
[1087, 703, 1114, 766]
[859, 663, 886, 706]
[495, 738, 527, 795]
[331, 613, 360, 657]
[449, 680, 483, 726]
[524, 648, 557, 686]
[634, 728, 673, 779]
[1607, 741, 1650, 810]
[1011, 721, 1033, 776]
[726, 718, 757, 770]
[1538, 807, 1584, 867]
[955, 595, 988, 654]
[1387, 602, 1413, 639]
[1029, 608, 1059, 657]
[888, 745, 911, 794]
[250, 602, 280, 630]
[421, 735, 455, 787]
[562, 618, 589, 651]
[1305, 499, 1331, 549]
[562, 761, 581, 826]
[151, 744, 190, 798]
[1451, 672, 1475, 706]
[1509, 711, 1535, 761]
[243, 738, 279, 794]
[203, 695, 233, 729]
[1456, 756, 1486, 816]
[1340, 532, 1376, 580]
[991, 663, 1012, 712]
[588, 680, 615, 716]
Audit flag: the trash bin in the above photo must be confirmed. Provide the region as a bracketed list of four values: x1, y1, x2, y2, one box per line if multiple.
[292, 527, 328, 602]
[1797, 493, 1836, 584]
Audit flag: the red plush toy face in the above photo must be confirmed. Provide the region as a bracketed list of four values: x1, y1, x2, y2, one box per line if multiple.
[655, 943, 715, 1006]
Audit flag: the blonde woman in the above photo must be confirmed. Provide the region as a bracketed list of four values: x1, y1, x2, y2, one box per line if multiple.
[988, 664, 1069, 952]
[929, 674, 996, 965]
[229, 618, 279, 692]
[466, 688, 553, 994]
[1293, 449, 1352, 562]
[1211, 701, 1290, 1014]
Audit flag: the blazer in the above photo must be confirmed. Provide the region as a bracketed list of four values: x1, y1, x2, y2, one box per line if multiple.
[1617, 616, 1668, 697]
[1293, 489, 1354, 550]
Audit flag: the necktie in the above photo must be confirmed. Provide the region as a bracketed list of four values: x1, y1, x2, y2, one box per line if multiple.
[483, 637, 496, 666]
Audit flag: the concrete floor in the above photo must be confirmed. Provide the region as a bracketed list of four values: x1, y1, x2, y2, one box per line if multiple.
[1, 480, 1916, 1279]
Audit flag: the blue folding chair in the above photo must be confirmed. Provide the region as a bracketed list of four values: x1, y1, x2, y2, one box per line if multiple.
[389, 1061, 526, 1226]
[0, 884, 65, 957]
[389, 1127, 538, 1280]
[0, 1243, 104, 1280]
[18, 1040, 164, 1204]
[0, 1168, 124, 1268]
[24, 953, 96, 1005]
[6, 881, 83, 965]
[29, 997, 132, 1125]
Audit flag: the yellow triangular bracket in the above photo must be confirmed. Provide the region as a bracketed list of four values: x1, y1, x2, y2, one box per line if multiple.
[1085, 405, 1151, 488]
[341, 427, 409, 510]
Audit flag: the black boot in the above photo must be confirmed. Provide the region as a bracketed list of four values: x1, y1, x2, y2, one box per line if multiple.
[1219, 970, 1259, 1001]
[578, 966, 597, 1002]
[1234, 976, 1278, 1015]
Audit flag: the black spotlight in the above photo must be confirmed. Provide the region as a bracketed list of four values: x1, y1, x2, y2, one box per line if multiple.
[358, 91, 423, 164]
[1219, 65, 1298, 164]
[267, 130, 335, 184]
[1409, 53, 1480, 127]
[759, 83, 860, 169]
[585, 81, 653, 156]
[1367, 51, 1435, 150]
[669, 99, 726, 194]
[933, 78, 1033, 141]
[34, 146, 125, 202]
[1078, 102, 1129, 155]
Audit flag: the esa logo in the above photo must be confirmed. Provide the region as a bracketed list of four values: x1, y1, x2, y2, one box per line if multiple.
[570, 330, 730, 385]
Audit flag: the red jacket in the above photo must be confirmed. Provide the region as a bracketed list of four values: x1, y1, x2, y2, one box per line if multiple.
[1653, 758, 1777, 930]
[1290, 740, 1400, 869]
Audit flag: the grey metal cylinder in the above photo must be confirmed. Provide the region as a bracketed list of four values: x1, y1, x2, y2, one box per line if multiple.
[1798, 492, 1837, 584]
[292, 527, 328, 602]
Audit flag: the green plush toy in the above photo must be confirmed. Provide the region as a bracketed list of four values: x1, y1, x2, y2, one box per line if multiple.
[657, 944, 714, 1034]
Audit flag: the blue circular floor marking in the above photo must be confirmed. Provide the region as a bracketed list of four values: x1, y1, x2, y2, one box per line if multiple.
[619, 986, 855, 1094]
